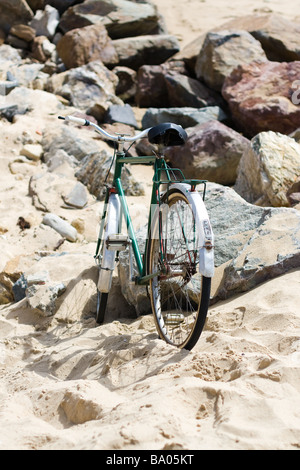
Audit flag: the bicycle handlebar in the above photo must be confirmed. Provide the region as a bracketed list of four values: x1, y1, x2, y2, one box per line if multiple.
[58, 115, 150, 143]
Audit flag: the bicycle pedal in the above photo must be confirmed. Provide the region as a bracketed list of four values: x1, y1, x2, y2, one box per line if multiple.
[106, 234, 131, 251]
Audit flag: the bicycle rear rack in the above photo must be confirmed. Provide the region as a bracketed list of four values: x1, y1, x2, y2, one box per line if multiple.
[153, 167, 207, 200]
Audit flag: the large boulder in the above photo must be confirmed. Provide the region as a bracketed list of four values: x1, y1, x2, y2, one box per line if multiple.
[0, 0, 34, 34]
[234, 131, 300, 207]
[59, 0, 165, 38]
[75, 150, 145, 200]
[172, 13, 300, 75]
[219, 13, 300, 62]
[136, 64, 225, 108]
[164, 120, 249, 185]
[195, 30, 267, 91]
[56, 24, 118, 69]
[112, 34, 180, 70]
[164, 73, 225, 108]
[222, 60, 300, 137]
[46, 61, 122, 119]
[135, 62, 188, 108]
[141, 106, 227, 130]
[29, 4, 59, 39]
[204, 184, 300, 301]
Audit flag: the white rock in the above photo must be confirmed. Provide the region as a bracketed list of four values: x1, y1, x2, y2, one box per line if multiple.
[42, 213, 78, 242]
[20, 144, 43, 161]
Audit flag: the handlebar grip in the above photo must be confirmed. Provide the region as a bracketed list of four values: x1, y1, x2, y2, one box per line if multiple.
[58, 115, 89, 126]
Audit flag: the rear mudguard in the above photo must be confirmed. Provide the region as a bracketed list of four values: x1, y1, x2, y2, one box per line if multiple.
[162, 183, 215, 278]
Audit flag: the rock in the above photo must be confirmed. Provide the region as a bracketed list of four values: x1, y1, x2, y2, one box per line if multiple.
[2, 86, 61, 118]
[29, 4, 59, 39]
[135, 64, 170, 108]
[164, 120, 249, 185]
[0, 104, 29, 122]
[75, 150, 144, 200]
[0, 0, 34, 35]
[164, 73, 225, 108]
[234, 131, 300, 207]
[26, 282, 66, 316]
[46, 149, 78, 174]
[20, 252, 98, 320]
[46, 61, 122, 117]
[290, 128, 300, 143]
[28, 171, 93, 213]
[195, 30, 267, 91]
[42, 125, 100, 163]
[9, 24, 36, 42]
[0, 44, 22, 70]
[0, 75, 19, 96]
[112, 34, 180, 70]
[216, 208, 300, 300]
[203, 183, 300, 300]
[9, 62, 47, 89]
[12, 274, 28, 302]
[42, 213, 78, 242]
[0, 283, 13, 304]
[63, 182, 88, 209]
[6, 34, 29, 50]
[219, 13, 300, 62]
[31, 35, 56, 62]
[56, 24, 118, 69]
[27, 0, 45, 11]
[20, 143, 43, 161]
[47, 0, 81, 15]
[113, 66, 137, 102]
[59, 0, 165, 39]
[105, 104, 138, 128]
[222, 60, 300, 137]
[135, 62, 223, 108]
[141, 106, 228, 130]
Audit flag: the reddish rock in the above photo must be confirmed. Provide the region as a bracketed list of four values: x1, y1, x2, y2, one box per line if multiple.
[57, 24, 118, 69]
[222, 60, 300, 137]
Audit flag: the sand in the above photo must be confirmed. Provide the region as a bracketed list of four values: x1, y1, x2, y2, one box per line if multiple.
[0, 0, 300, 451]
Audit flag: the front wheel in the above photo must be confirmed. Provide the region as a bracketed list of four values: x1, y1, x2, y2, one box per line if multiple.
[148, 190, 211, 350]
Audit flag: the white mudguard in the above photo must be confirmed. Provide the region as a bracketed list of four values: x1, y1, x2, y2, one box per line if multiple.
[97, 193, 121, 293]
[166, 183, 215, 278]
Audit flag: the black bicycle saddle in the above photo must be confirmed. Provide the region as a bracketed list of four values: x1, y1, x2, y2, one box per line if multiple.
[148, 123, 187, 147]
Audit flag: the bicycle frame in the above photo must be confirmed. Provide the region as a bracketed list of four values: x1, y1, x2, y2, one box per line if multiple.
[95, 143, 207, 286]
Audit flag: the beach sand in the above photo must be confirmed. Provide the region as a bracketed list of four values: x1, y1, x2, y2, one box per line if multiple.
[0, 0, 300, 450]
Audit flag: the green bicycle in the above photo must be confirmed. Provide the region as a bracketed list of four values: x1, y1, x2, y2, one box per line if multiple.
[59, 115, 214, 350]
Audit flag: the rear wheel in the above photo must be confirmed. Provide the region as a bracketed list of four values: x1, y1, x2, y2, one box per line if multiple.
[148, 190, 211, 350]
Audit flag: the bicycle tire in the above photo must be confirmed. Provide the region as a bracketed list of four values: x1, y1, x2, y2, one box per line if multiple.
[148, 190, 211, 350]
[96, 291, 108, 324]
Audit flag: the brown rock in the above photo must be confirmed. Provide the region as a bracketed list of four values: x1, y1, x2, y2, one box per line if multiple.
[195, 30, 267, 91]
[222, 60, 300, 137]
[165, 120, 249, 185]
[112, 34, 180, 70]
[0, 0, 33, 34]
[58, 0, 164, 38]
[220, 13, 300, 61]
[56, 24, 119, 69]
[10, 24, 36, 42]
